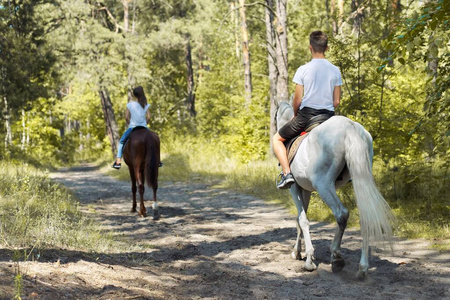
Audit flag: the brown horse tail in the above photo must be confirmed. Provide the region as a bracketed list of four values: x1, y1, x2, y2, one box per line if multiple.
[145, 131, 160, 188]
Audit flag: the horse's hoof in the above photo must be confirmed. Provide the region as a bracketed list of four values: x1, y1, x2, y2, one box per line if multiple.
[356, 270, 366, 280]
[291, 251, 302, 260]
[131, 208, 137, 213]
[304, 261, 317, 272]
[153, 209, 160, 220]
[331, 258, 345, 273]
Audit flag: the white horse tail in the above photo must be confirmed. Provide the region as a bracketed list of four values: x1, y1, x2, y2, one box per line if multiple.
[344, 122, 395, 248]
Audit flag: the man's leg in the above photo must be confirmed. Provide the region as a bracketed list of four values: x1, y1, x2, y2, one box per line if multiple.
[273, 133, 290, 175]
[273, 132, 295, 189]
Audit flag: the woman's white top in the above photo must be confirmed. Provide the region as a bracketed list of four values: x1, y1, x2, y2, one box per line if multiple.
[127, 101, 150, 128]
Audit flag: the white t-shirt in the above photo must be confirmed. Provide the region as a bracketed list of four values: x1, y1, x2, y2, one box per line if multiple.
[127, 101, 150, 128]
[292, 58, 342, 111]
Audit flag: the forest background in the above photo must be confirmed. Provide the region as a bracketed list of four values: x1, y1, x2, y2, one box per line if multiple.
[0, 0, 448, 242]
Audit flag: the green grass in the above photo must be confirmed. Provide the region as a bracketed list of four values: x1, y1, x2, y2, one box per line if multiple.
[0, 161, 124, 253]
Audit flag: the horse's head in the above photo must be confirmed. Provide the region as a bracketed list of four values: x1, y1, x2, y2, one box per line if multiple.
[275, 101, 294, 131]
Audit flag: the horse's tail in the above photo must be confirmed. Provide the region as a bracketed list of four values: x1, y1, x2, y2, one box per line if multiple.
[344, 122, 394, 248]
[145, 131, 160, 189]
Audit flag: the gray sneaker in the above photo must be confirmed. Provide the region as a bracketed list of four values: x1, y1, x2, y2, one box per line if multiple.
[276, 172, 295, 189]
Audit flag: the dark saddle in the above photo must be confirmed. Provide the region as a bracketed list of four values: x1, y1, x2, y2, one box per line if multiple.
[285, 114, 333, 164]
[132, 126, 148, 132]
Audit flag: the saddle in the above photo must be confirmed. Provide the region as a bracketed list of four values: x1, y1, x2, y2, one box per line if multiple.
[132, 126, 148, 132]
[285, 114, 333, 164]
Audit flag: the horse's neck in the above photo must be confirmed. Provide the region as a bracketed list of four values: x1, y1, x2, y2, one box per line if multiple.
[277, 103, 294, 129]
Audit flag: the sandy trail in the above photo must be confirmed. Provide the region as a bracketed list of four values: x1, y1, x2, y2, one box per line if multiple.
[0, 164, 448, 299]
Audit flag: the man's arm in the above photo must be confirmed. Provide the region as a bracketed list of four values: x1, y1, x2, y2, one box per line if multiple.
[293, 84, 304, 116]
[333, 85, 341, 109]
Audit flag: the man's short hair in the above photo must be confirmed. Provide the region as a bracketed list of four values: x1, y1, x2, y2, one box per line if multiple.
[310, 31, 328, 53]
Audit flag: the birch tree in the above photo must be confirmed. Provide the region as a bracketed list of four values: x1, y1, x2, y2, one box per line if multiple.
[239, 0, 252, 105]
[264, 0, 288, 151]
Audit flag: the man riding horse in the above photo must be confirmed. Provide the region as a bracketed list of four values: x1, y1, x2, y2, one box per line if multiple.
[273, 31, 342, 189]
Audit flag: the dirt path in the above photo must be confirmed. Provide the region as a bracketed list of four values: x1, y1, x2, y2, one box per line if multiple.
[1, 164, 449, 300]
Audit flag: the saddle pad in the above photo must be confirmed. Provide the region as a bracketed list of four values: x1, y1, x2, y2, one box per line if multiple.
[287, 133, 309, 164]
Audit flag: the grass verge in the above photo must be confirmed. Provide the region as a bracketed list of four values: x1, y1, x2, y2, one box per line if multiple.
[0, 160, 134, 253]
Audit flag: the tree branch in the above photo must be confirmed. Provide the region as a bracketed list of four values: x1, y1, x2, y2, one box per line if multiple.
[96, 5, 125, 33]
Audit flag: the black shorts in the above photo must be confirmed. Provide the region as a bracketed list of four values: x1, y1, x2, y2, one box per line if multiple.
[278, 107, 335, 140]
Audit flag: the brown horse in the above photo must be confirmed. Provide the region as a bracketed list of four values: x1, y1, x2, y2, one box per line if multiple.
[123, 127, 161, 219]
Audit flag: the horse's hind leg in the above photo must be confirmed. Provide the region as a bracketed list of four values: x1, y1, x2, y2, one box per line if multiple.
[314, 181, 349, 273]
[151, 185, 159, 220]
[290, 184, 316, 271]
[128, 167, 137, 213]
[136, 166, 146, 217]
[356, 234, 369, 280]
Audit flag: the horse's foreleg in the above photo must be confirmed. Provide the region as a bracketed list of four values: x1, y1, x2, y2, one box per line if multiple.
[290, 184, 316, 270]
[292, 217, 302, 260]
[315, 183, 348, 273]
[299, 210, 316, 271]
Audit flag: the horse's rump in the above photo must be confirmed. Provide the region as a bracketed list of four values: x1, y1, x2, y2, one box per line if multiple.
[144, 131, 160, 189]
[124, 129, 160, 189]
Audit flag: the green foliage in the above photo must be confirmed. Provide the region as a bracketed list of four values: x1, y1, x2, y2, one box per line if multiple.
[0, 0, 56, 109]
[374, 157, 449, 240]
[382, 0, 449, 160]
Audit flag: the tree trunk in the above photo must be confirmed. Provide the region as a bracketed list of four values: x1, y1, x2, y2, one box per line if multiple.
[99, 89, 120, 157]
[3, 96, 12, 148]
[239, 0, 252, 105]
[265, 0, 278, 153]
[185, 34, 196, 117]
[325, 0, 332, 34]
[123, 0, 136, 102]
[331, 0, 344, 36]
[338, 0, 344, 35]
[265, 0, 288, 154]
[330, 0, 337, 35]
[123, 0, 130, 33]
[131, 0, 136, 34]
[230, 1, 240, 59]
[274, 0, 288, 102]
[21, 109, 26, 151]
[351, 0, 364, 36]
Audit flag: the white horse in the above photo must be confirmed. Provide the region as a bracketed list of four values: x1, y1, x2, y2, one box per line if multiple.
[276, 101, 394, 279]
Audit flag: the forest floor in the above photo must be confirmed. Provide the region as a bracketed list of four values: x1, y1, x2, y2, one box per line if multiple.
[0, 163, 449, 300]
